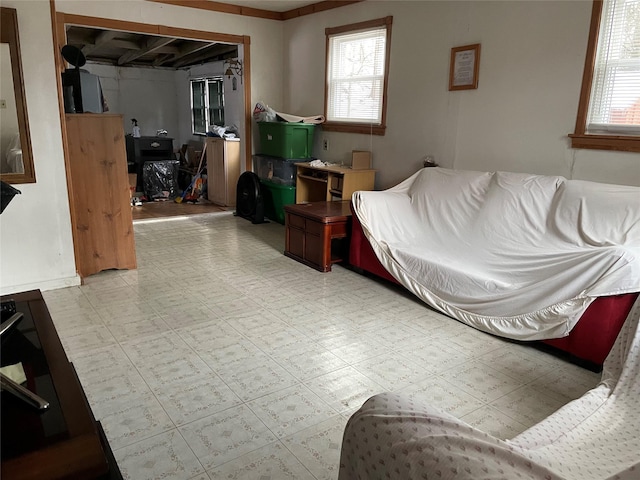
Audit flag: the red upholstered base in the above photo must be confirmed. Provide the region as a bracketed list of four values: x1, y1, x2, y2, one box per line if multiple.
[542, 293, 637, 365]
[349, 204, 638, 366]
[349, 208, 398, 284]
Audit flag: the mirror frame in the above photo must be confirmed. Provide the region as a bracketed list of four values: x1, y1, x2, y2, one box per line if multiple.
[1, 7, 35, 184]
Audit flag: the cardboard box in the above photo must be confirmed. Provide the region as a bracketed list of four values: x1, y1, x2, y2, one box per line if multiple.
[351, 150, 372, 169]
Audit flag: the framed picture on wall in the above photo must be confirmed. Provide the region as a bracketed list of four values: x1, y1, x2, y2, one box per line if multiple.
[449, 43, 480, 91]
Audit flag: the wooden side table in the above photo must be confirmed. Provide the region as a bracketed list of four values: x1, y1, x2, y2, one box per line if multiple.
[284, 201, 352, 272]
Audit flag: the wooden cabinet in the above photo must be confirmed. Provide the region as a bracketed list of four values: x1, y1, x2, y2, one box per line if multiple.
[295, 162, 376, 203]
[65, 114, 136, 278]
[284, 201, 352, 272]
[206, 137, 240, 206]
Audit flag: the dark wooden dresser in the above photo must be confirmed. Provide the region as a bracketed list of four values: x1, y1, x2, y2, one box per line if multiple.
[284, 201, 352, 272]
[1, 290, 122, 480]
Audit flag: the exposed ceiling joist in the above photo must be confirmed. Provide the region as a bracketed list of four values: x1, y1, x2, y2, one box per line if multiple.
[153, 41, 214, 67]
[117, 36, 176, 65]
[172, 43, 237, 68]
[64, 25, 239, 69]
[81, 30, 117, 56]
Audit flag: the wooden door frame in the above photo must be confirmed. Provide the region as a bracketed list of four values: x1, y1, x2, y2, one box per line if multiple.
[50, 5, 252, 278]
[52, 12, 252, 170]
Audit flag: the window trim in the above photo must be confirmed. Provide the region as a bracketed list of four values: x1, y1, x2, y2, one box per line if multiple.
[569, 0, 640, 153]
[323, 16, 393, 136]
[190, 76, 225, 136]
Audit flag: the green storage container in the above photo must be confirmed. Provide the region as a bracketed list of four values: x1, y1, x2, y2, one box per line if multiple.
[260, 179, 296, 224]
[258, 122, 316, 159]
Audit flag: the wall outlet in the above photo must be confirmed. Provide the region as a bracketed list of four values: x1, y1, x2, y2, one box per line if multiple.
[323, 138, 329, 151]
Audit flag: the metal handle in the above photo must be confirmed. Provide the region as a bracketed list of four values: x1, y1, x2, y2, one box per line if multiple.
[0, 312, 23, 337]
[0, 372, 49, 411]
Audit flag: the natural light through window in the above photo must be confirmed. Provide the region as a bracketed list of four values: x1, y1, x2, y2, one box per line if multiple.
[588, 0, 640, 134]
[324, 17, 392, 135]
[571, 0, 640, 151]
[327, 28, 386, 123]
[191, 77, 224, 135]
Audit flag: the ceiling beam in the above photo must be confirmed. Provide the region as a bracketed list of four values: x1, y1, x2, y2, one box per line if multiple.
[117, 36, 176, 65]
[153, 40, 214, 66]
[172, 44, 237, 68]
[82, 29, 118, 55]
[109, 38, 145, 50]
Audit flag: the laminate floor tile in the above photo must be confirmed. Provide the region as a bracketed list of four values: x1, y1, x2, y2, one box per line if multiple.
[153, 373, 242, 426]
[114, 429, 204, 480]
[352, 352, 431, 391]
[246, 384, 338, 439]
[305, 366, 385, 414]
[206, 441, 314, 480]
[41, 213, 602, 479]
[178, 404, 277, 470]
[461, 405, 530, 440]
[398, 375, 486, 417]
[217, 355, 299, 402]
[100, 394, 175, 450]
[282, 416, 348, 480]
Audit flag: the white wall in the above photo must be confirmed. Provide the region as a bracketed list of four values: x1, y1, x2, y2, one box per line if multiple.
[0, 1, 79, 294]
[85, 63, 181, 142]
[283, 1, 640, 189]
[0, 0, 284, 294]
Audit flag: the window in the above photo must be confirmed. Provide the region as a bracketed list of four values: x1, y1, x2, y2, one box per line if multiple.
[324, 16, 392, 135]
[191, 77, 225, 135]
[570, 0, 640, 152]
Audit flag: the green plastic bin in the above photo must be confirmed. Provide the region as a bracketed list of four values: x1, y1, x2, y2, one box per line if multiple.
[258, 122, 316, 159]
[260, 179, 296, 224]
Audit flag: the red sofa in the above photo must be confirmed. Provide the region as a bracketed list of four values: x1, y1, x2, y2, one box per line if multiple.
[349, 204, 638, 367]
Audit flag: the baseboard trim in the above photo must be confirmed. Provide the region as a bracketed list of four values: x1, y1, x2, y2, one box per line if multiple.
[1, 274, 82, 295]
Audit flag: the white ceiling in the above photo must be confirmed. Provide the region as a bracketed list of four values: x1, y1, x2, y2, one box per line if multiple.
[217, 1, 320, 13]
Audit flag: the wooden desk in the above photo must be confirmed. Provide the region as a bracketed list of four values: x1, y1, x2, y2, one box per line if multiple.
[284, 201, 352, 272]
[295, 162, 375, 203]
[1, 290, 122, 480]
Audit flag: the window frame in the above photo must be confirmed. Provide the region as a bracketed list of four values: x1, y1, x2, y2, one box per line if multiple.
[207, 78, 225, 127]
[190, 76, 225, 136]
[570, 0, 640, 153]
[323, 16, 393, 136]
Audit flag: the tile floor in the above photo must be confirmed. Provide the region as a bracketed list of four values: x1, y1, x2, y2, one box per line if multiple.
[42, 212, 601, 480]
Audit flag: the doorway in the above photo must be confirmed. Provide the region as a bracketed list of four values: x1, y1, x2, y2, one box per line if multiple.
[56, 14, 251, 213]
[54, 12, 253, 274]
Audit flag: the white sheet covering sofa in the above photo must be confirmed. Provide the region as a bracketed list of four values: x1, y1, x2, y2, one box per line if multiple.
[339, 168, 640, 479]
[351, 167, 640, 341]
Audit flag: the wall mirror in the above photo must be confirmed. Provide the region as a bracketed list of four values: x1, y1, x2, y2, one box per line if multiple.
[1, 7, 35, 184]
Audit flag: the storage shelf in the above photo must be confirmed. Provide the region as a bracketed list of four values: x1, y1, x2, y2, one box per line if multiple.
[298, 174, 328, 183]
[295, 162, 376, 204]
